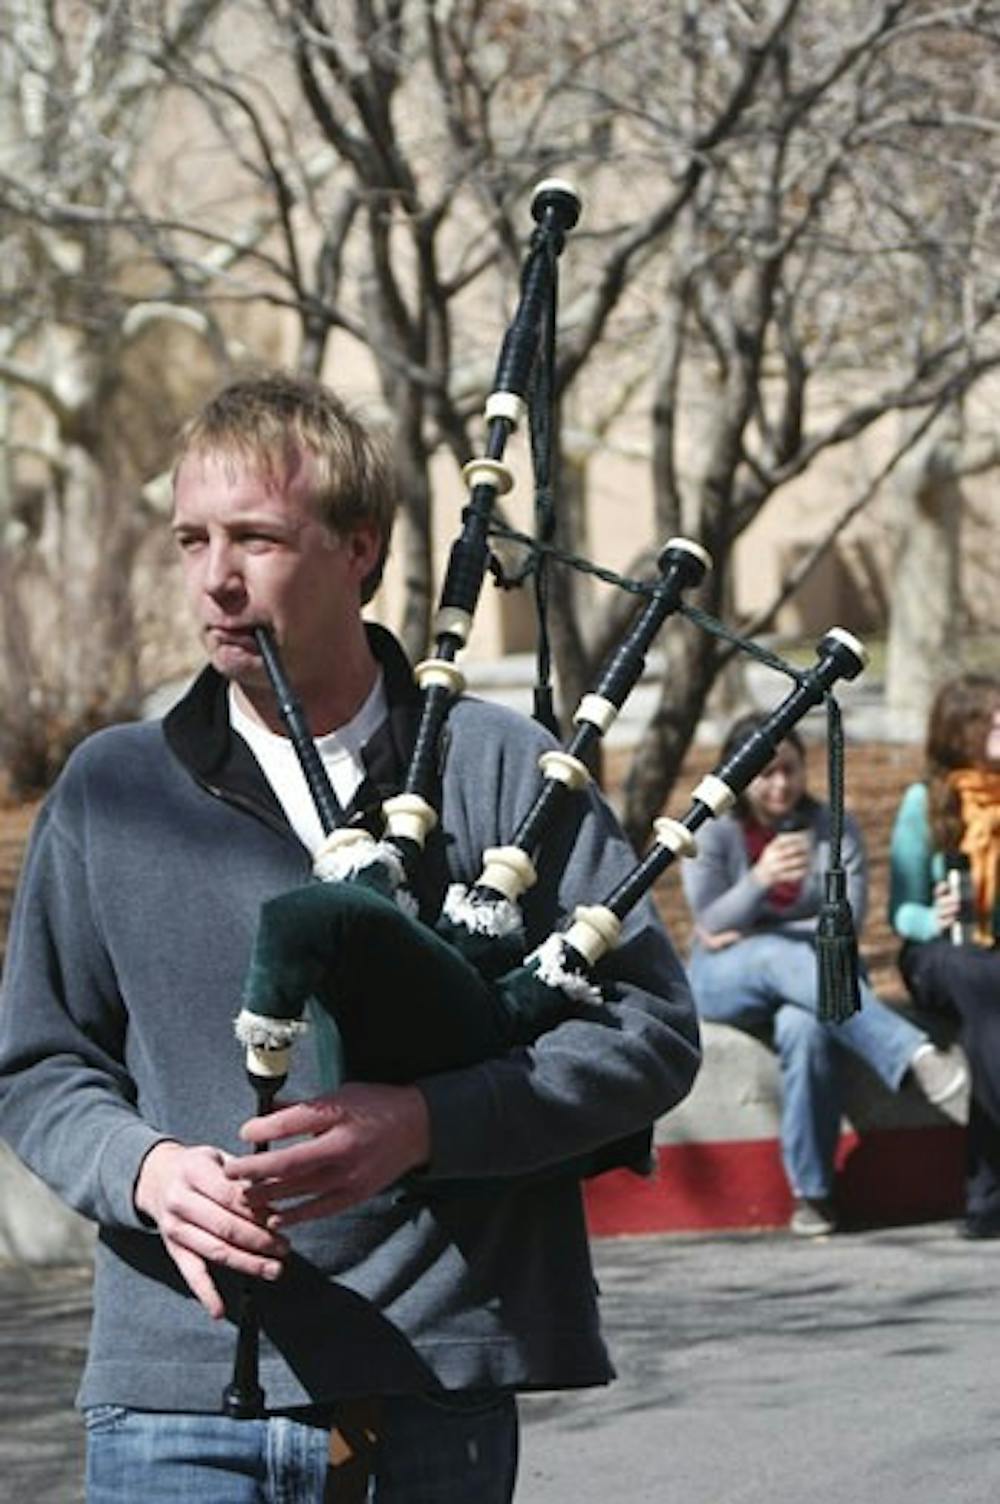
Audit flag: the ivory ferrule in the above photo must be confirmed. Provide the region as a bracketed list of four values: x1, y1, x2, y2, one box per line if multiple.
[383, 793, 438, 847]
[433, 606, 473, 644]
[825, 625, 869, 668]
[533, 176, 581, 208]
[664, 535, 713, 573]
[538, 749, 590, 790]
[479, 846, 538, 901]
[461, 457, 514, 496]
[564, 905, 622, 966]
[484, 391, 526, 426]
[246, 1045, 291, 1080]
[652, 817, 698, 859]
[573, 694, 618, 734]
[314, 827, 376, 864]
[691, 773, 737, 815]
[414, 658, 466, 695]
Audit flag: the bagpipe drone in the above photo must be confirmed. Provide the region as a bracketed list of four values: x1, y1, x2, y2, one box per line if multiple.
[222, 180, 868, 1418]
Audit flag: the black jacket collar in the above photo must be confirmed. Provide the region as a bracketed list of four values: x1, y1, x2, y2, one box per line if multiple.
[163, 622, 424, 834]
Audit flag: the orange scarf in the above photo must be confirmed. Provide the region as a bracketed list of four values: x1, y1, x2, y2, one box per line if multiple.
[950, 769, 1000, 944]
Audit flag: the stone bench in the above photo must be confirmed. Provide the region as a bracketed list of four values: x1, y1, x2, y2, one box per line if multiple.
[585, 1011, 968, 1237]
[0, 1148, 95, 1265]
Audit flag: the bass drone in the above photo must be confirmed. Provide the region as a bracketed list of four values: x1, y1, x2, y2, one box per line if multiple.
[225, 174, 582, 1418]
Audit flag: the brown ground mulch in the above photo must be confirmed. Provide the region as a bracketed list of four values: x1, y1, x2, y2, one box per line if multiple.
[0, 801, 41, 974]
[0, 742, 923, 996]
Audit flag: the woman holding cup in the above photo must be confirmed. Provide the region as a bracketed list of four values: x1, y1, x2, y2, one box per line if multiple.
[682, 712, 966, 1238]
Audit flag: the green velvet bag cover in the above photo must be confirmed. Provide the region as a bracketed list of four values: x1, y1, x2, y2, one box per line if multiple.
[434, 909, 527, 980]
[241, 881, 578, 1085]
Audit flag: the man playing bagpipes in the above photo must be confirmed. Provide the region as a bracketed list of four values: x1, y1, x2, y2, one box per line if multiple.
[0, 369, 702, 1502]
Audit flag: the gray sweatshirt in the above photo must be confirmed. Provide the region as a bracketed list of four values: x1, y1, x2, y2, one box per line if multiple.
[0, 635, 699, 1412]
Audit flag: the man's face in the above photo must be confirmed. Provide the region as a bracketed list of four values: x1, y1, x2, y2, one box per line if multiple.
[171, 447, 380, 696]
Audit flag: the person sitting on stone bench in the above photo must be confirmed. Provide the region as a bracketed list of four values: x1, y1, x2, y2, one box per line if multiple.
[889, 673, 1000, 1241]
[681, 712, 967, 1239]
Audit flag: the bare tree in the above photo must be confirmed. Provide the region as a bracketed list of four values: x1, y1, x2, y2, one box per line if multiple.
[598, 0, 1000, 838]
[885, 404, 1000, 728]
[0, 0, 231, 791]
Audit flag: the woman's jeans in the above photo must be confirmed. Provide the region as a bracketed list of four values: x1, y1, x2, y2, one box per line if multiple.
[689, 933, 926, 1199]
[85, 1389, 518, 1504]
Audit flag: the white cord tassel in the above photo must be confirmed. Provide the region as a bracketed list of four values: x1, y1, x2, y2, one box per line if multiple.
[313, 837, 408, 888]
[442, 884, 523, 938]
[316, 841, 421, 918]
[525, 935, 605, 1006]
[234, 1011, 310, 1051]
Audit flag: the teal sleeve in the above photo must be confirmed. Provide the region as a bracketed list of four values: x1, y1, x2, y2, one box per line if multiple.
[888, 783, 941, 943]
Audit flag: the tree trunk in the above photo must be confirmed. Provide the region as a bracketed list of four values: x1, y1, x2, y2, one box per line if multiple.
[388, 390, 434, 662]
[885, 412, 963, 731]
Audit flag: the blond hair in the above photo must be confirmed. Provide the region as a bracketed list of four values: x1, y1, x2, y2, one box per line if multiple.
[174, 370, 397, 603]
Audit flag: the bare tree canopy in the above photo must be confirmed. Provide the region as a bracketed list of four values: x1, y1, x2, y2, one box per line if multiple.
[1, 0, 999, 831]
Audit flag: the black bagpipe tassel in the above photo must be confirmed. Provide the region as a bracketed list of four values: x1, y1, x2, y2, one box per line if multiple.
[816, 865, 862, 1022]
[816, 694, 861, 1022]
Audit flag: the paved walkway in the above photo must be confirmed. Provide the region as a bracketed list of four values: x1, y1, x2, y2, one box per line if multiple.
[0, 1264, 90, 1502]
[3, 1219, 998, 1503]
[519, 1220, 1000, 1504]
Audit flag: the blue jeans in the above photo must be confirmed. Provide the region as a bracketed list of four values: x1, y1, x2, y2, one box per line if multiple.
[689, 933, 927, 1199]
[85, 1390, 519, 1504]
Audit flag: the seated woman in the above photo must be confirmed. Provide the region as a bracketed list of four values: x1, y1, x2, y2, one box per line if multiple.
[889, 673, 1000, 1239]
[682, 712, 967, 1238]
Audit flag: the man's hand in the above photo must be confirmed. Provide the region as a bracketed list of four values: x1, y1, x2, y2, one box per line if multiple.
[227, 1082, 431, 1226]
[134, 1141, 289, 1319]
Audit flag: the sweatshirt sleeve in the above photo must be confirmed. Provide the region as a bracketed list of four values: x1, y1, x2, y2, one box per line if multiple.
[888, 783, 941, 943]
[416, 706, 701, 1181]
[0, 788, 168, 1232]
[680, 815, 770, 935]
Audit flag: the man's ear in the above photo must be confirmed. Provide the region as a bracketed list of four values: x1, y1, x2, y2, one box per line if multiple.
[344, 522, 383, 583]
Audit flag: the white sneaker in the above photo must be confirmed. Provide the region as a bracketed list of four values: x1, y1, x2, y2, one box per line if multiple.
[910, 1044, 968, 1122]
[789, 1197, 837, 1238]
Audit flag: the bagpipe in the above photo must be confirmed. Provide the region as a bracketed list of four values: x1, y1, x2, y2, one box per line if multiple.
[235, 626, 867, 1098]
[222, 180, 868, 1417]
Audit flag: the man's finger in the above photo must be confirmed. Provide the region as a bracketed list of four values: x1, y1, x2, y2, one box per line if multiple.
[242, 1161, 355, 1208]
[170, 1218, 288, 1283]
[229, 1131, 345, 1184]
[170, 1245, 225, 1320]
[239, 1097, 344, 1145]
[269, 1189, 354, 1226]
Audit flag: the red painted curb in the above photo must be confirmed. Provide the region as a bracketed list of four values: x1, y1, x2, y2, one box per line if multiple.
[584, 1125, 965, 1236]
